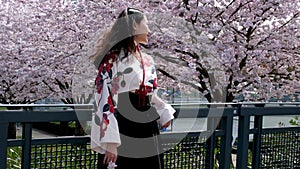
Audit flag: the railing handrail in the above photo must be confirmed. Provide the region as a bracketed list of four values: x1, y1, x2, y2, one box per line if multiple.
[1, 102, 300, 107]
[0, 103, 93, 108]
[171, 102, 300, 106]
[1, 103, 300, 121]
[239, 106, 300, 116]
[0, 109, 93, 123]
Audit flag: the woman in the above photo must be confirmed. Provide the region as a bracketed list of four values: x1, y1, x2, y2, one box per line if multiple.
[90, 7, 175, 169]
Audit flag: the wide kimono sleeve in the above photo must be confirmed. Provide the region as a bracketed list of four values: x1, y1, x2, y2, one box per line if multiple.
[151, 90, 176, 126]
[142, 53, 175, 126]
[90, 54, 121, 154]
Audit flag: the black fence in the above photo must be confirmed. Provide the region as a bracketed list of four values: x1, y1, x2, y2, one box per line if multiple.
[0, 103, 300, 169]
[236, 105, 300, 169]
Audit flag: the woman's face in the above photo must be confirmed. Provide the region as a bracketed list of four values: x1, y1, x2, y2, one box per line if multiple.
[134, 16, 150, 45]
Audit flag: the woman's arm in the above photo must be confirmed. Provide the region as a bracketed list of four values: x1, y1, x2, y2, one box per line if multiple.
[91, 53, 121, 157]
[151, 90, 176, 127]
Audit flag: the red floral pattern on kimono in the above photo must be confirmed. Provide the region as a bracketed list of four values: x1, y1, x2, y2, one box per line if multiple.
[91, 48, 176, 154]
[91, 51, 121, 153]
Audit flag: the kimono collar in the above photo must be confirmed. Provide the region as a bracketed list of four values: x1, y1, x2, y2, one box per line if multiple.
[135, 45, 149, 108]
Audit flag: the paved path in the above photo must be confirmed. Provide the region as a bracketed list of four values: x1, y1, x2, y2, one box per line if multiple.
[168, 115, 296, 133]
[16, 127, 57, 138]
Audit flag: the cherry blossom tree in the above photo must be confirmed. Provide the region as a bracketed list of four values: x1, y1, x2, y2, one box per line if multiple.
[148, 0, 300, 102]
[0, 0, 104, 103]
[1, 0, 299, 105]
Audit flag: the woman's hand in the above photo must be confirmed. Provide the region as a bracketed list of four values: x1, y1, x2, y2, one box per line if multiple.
[103, 143, 118, 165]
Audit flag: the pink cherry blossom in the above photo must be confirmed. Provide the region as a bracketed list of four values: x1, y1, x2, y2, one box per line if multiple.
[1, 0, 299, 104]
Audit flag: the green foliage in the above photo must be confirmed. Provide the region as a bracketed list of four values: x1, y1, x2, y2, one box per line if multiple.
[30, 144, 96, 168]
[7, 147, 22, 169]
[289, 116, 300, 126]
[259, 132, 300, 168]
[6, 144, 96, 168]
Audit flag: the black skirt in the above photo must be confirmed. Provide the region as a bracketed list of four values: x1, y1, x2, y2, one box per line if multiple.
[97, 92, 164, 169]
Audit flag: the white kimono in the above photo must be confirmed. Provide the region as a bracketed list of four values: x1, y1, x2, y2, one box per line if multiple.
[91, 49, 175, 154]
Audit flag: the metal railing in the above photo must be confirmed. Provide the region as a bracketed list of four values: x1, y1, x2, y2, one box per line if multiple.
[236, 103, 300, 169]
[0, 103, 300, 169]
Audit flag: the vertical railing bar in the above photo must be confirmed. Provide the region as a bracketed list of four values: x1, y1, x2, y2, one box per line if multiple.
[236, 104, 251, 169]
[21, 123, 32, 169]
[252, 115, 263, 169]
[205, 116, 216, 169]
[0, 122, 9, 169]
[21, 106, 33, 169]
[219, 114, 233, 169]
